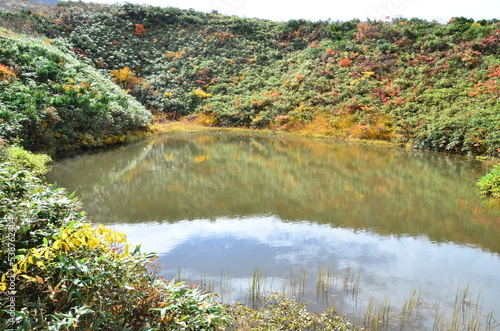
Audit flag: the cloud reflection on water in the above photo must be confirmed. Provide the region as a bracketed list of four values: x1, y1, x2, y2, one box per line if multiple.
[110, 214, 500, 319]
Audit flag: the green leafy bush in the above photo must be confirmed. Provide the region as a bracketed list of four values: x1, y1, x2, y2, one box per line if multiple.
[1, 5, 499, 160]
[0, 29, 152, 153]
[224, 293, 358, 330]
[477, 165, 500, 198]
[0, 143, 52, 177]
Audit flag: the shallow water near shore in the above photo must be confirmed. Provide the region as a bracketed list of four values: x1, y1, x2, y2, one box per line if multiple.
[47, 131, 500, 329]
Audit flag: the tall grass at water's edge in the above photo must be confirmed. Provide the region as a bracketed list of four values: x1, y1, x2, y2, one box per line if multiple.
[175, 265, 499, 330]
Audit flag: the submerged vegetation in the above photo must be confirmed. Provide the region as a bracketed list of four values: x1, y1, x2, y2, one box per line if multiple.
[0, 0, 499, 329]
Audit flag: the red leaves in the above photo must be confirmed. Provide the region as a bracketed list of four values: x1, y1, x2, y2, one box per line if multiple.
[73, 48, 88, 57]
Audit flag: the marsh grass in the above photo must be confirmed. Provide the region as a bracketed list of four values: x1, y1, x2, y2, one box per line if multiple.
[363, 296, 391, 330]
[357, 284, 499, 331]
[249, 267, 266, 308]
[316, 263, 336, 302]
[173, 265, 498, 330]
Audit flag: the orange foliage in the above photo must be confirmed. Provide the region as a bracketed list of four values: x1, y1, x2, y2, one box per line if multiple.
[488, 65, 500, 78]
[355, 22, 379, 41]
[308, 41, 321, 48]
[198, 30, 239, 44]
[0, 63, 16, 82]
[134, 23, 147, 36]
[164, 50, 185, 60]
[470, 79, 499, 97]
[96, 60, 107, 68]
[326, 48, 337, 56]
[338, 57, 353, 67]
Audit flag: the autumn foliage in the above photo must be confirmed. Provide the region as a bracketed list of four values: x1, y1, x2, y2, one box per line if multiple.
[134, 23, 147, 36]
[0, 63, 15, 82]
[110, 66, 146, 91]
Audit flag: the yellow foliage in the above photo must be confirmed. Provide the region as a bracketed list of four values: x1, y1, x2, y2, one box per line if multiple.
[193, 89, 212, 98]
[110, 67, 145, 90]
[110, 66, 133, 84]
[187, 113, 217, 126]
[300, 115, 335, 135]
[194, 155, 210, 163]
[5, 223, 132, 282]
[0, 63, 16, 82]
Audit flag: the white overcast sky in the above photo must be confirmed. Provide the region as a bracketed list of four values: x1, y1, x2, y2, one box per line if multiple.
[81, 0, 499, 22]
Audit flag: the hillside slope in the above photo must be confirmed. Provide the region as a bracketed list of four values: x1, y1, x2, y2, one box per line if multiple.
[0, 3, 499, 158]
[0, 29, 152, 153]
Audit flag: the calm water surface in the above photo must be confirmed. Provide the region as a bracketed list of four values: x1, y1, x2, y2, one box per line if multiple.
[48, 132, 500, 328]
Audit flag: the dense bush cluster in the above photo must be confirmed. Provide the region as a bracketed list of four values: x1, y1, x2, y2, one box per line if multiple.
[477, 164, 500, 198]
[0, 4, 499, 159]
[0, 28, 152, 153]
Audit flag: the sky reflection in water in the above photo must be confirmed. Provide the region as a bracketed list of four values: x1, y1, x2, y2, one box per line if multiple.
[48, 132, 500, 325]
[111, 215, 500, 320]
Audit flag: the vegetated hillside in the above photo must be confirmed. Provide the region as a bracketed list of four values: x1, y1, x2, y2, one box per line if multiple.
[0, 28, 152, 153]
[0, 0, 57, 15]
[0, 2, 499, 158]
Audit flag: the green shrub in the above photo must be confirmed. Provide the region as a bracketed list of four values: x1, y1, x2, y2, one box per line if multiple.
[0, 144, 52, 177]
[477, 165, 500, 198]
[2, 5, 500, 160]
[224, 293, 358, 330]
[0, 30, 152, 153]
